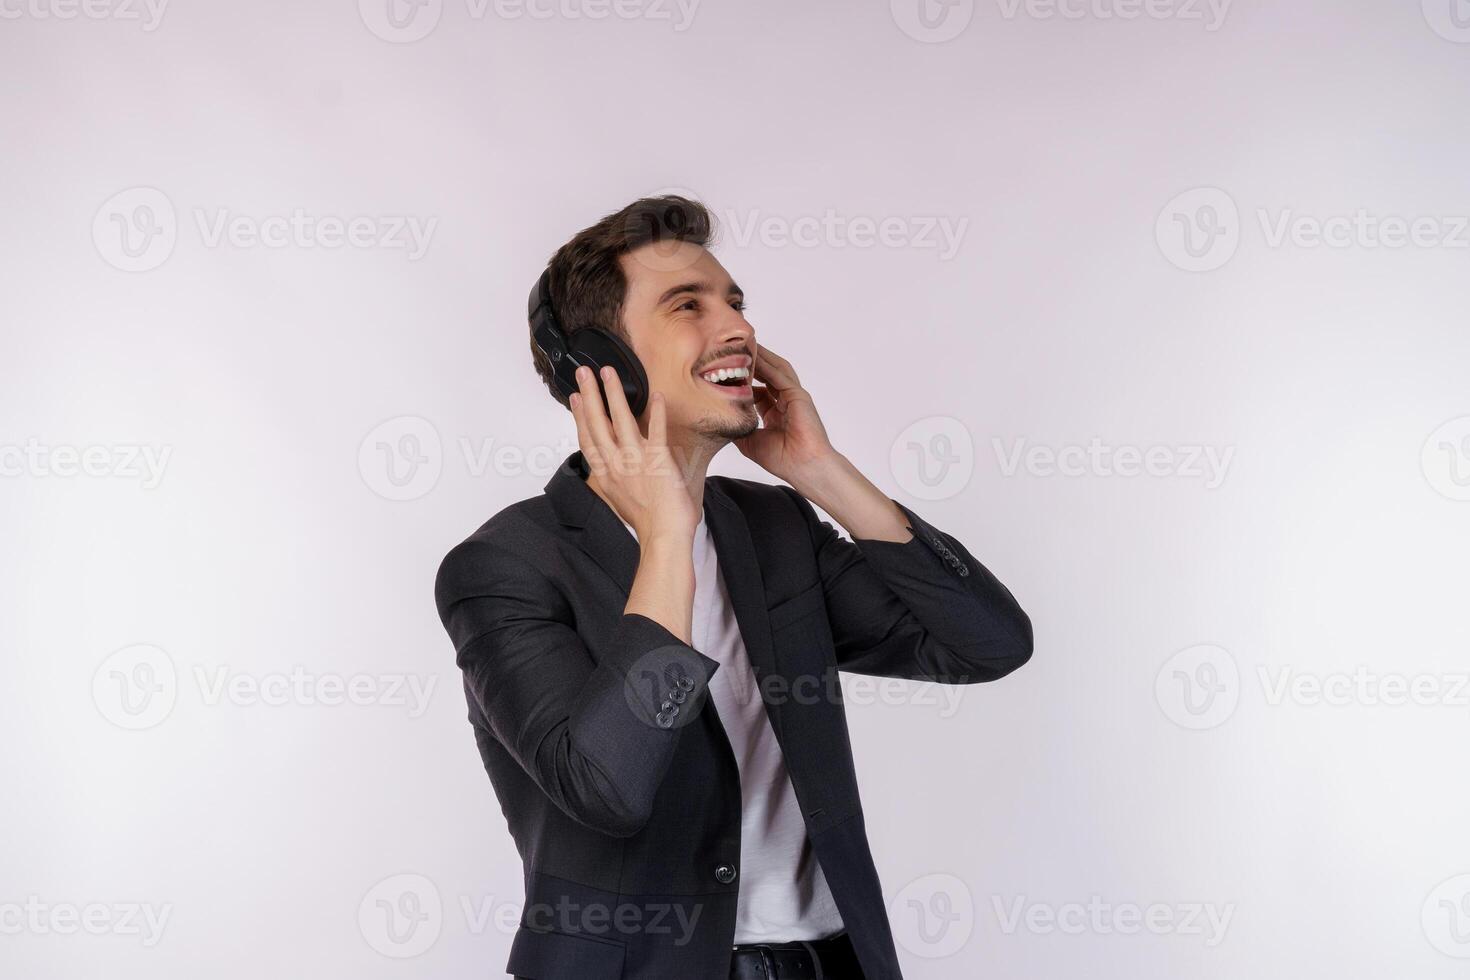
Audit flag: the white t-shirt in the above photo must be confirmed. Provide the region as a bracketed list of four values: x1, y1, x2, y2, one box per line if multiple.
[621, 509, 845, 943]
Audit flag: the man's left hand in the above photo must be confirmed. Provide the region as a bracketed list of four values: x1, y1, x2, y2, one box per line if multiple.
[733, 342, 839, 482]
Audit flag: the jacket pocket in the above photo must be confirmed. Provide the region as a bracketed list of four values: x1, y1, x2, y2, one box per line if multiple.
[505, 925, 626, 979]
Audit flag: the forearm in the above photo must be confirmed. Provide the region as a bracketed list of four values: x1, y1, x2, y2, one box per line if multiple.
[624, 529, 697, 645]
[776, 481, 1032, 682]
[786, 453, 913, 544]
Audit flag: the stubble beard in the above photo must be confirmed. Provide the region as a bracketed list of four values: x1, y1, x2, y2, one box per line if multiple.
[693, 399, 760, 445]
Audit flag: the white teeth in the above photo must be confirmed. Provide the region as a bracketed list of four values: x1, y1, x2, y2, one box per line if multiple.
[701, 366, 750, 384]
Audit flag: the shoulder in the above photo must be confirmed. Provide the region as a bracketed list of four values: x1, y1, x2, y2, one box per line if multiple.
[433, 493, 559, 606]
[710, 473, 821, 514]
[708, 473, 800, 510]
[707, 474, 819, 541]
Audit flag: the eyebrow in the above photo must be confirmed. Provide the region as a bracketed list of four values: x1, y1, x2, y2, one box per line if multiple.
[656, 279, 744, 307]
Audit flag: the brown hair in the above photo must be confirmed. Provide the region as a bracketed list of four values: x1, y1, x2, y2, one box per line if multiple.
[531, 195, 716, 407]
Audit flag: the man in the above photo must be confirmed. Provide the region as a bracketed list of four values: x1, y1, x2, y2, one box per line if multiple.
[434, 196, 1033, 979]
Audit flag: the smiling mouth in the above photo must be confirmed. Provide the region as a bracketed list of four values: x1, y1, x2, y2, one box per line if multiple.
[697, 365, 753, 396]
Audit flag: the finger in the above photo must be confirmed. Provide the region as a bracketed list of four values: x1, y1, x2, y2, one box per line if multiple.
[755, 342, 796, 375]
[752, 386, 781, 426]
[598, 365, 642, 447]
[568, 391, 603, 476]
[574, 365, 616, 471]
[647, 390, 666, 447]
[753, 345, 800, 391]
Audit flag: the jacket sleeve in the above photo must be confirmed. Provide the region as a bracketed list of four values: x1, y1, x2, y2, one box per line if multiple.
[779, 486, 1033, 684]
[434, 538, 721, 838]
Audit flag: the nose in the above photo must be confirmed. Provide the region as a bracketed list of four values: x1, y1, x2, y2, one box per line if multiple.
[715, 305, 754, 350]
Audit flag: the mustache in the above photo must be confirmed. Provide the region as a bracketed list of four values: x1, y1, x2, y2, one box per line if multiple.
[694, 346, 754, 372]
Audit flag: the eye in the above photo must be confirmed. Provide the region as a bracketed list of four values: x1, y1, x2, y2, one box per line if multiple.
[677, 299, 699, 312]
[731, 299, 747, 312]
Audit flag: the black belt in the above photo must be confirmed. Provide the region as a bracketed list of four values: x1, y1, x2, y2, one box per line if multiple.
[729, 931, 864, 979]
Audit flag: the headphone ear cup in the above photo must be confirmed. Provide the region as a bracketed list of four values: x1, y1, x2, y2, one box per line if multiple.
[534, 322, 582, 405]
[567, 328, 650, 417]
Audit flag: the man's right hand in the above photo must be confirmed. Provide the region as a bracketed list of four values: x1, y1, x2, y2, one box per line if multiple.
[570, 364, 700, 542]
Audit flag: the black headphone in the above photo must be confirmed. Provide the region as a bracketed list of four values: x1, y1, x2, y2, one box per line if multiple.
[529, 267, 649, 417]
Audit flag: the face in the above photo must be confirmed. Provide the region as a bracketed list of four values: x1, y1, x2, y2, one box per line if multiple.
[617, 241, 759, 447]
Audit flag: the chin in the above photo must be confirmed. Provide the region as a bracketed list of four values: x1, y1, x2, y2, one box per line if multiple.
[694, 403, 760, 442]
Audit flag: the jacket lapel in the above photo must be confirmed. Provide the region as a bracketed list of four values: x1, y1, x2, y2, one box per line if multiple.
[703, 478, 784, 739]
[544, 451, 640, 595]
[545, 453, 781, 730]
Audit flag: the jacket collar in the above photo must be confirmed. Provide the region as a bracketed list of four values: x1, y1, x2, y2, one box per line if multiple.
[545, 449, 755, 593]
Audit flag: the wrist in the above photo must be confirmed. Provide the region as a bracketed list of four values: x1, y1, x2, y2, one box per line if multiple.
[785, 452, 857, 510]
[636, 525, 696, 552]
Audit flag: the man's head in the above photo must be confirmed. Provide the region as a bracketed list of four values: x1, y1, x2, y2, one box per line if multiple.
[531, 196, 759, 450]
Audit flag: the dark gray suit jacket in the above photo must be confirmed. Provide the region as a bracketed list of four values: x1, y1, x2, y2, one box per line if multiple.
[434, 450, 1032, 979]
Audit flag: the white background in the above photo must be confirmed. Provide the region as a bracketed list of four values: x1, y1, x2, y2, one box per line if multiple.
[3, 0, 1469, 976]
